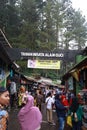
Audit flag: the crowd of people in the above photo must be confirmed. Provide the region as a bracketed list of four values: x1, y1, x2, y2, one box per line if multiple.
[45, 88, 87, 130]
[0, 79, 87, 130]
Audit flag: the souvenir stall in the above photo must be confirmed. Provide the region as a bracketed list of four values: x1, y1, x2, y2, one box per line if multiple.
[62, 54, 87, 95]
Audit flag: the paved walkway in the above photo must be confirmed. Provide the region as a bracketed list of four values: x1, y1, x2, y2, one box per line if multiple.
[8, 103, 70, 130]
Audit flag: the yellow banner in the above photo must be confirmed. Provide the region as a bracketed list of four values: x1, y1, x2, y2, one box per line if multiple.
[27, 60, 60, 69]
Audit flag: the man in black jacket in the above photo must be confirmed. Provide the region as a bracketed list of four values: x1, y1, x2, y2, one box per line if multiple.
[55, 93, 66, 130]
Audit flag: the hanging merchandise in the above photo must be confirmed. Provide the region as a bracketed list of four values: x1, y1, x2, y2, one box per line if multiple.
[68, 77, 73, 90]
[70, 69, 79, 82]
[10, 69, 13, 78]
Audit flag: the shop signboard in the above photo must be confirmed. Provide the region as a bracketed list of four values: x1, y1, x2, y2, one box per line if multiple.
[27, 59, 60, 69]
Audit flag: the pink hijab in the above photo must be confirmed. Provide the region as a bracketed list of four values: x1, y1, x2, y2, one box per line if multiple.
[18, 95, 42, 130]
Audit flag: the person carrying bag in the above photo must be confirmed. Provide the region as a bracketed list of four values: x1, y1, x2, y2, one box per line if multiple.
[68, 97, 83, 130]
[67, 115, 72, 127]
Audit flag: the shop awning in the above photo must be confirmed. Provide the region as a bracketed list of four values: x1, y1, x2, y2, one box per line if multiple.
[62, 56, 87, 80]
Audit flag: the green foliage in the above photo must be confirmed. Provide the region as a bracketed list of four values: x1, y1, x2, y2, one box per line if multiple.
[0, 0, 8, 28]
[64, 8, 87, 49]
[1, 0, 87, 50]
[18, 0, 40, 50]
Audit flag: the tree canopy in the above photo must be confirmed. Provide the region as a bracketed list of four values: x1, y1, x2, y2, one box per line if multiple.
[0, 0, 87, 50]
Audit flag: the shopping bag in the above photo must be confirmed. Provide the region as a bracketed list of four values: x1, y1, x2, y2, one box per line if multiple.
[67, 115, 72, 127]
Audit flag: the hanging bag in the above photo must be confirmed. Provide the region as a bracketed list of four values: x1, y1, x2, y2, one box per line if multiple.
[67, 115, 72, 127]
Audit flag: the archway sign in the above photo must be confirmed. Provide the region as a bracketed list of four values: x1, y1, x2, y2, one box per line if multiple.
[6, 48, 81, 70]
[0, 28, 81, 70]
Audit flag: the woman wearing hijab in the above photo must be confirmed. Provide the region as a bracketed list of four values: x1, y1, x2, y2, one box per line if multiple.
[18, 95, 42, 130]
[69, 97, 83, 130]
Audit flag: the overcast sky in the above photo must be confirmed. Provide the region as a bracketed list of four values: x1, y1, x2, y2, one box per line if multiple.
[71, 0, 87, 20]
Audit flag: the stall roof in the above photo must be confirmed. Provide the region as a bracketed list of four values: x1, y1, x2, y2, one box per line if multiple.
[70, 56, 87, 71]
[0, 29, 12, 48]
[62, 56, 87, 80]
[0, 29, 19, 69]
[0, 29, 12, 64]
